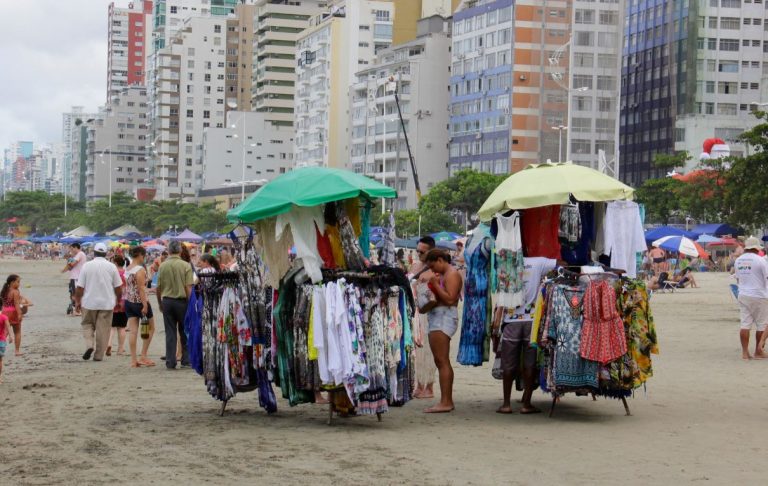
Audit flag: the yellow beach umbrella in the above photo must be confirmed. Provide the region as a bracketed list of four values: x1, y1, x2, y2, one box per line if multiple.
[478, 162, 635, 221]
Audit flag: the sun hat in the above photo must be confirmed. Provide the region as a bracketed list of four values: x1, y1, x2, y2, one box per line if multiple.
[744, 236, 762, 251]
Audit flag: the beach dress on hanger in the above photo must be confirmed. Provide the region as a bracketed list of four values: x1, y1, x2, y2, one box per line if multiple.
[458, 231, 492, 366]
[493, 212, 525, 309]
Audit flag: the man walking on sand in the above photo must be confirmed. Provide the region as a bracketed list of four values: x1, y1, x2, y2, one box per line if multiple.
[62, 243, 87, 316]
[75, 243, 123, 361]
[156, 240, 193, 370]
[734, 236, 768, 360]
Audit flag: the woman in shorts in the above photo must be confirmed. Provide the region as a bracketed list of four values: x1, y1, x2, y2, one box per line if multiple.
[107, 255, 128, 356]
[423, 249, 463, 413]
[124, 247, 156, 368]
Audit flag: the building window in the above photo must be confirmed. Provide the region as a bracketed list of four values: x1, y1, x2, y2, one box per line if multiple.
[720, 39, 740, 51]
[575, 9, 595, 24]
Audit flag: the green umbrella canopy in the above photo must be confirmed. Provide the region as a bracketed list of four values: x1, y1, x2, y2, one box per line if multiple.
[227, 166, 397, 223]
[478, 162, 635, 221]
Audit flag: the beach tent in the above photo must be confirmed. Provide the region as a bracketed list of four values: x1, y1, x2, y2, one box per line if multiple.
[64, 226, 97, 238]
[697, 234, 723, 244]
[689, 223, 741, 237]
[107, 224, 143, 237]
[644, 226, 697, 243]
[170, 229, 204, 243]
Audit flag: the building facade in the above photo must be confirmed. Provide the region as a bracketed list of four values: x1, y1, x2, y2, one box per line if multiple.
[252, 0, 325, 129]
[567, 0, 624, 172]
[85, 86, 151, 202]
[294, 0, 396, 169]
[350, 15, 452, 209]
[620, 0, 768, 186]
[62, 106, 98, 200]
[152, 15, 251, 199]
[107, 1, 153, 102]
[201, 111, 293, 201]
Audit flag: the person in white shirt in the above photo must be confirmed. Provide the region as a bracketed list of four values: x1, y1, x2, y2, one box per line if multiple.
[74, 243, 123, 361]
[734, 237, 768, 360]
[61, 243, 87, 316]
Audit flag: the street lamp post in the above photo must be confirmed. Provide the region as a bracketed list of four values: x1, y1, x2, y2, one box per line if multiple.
[552, 125, 568, 163]
[227, 102, 249, 203]
[98, 148, 112, 208]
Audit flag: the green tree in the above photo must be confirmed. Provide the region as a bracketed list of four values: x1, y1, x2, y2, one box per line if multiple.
[419, 169, 506, 216]
[652, 151, 691, 172]
[635, 177, 686, 224]
[724, 111, 768, 227]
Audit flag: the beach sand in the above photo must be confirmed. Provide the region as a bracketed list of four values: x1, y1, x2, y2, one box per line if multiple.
[0, 260, 765, 485]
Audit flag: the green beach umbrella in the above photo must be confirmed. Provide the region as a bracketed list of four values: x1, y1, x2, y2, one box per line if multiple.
[227, 166, 397, 223]
[478, 162, 635, 221]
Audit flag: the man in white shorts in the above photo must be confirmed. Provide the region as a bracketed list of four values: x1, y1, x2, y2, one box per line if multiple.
[734, 237, 768, 360]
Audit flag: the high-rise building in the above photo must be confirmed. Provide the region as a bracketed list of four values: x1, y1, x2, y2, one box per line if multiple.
[620, 0, 767, 186]
[391, 0, 458, 44]
[567, 0, 624, 172]
[294, 0, 396, 169]
[151, 15, 252, 199]
[85, 86, 151, 203]
[201, 111, 293, 201]
[62, 106, 98, 201]
[252, 0, 325, 128]
[350, 15, 452, 210]
[107, 1, 153, 102]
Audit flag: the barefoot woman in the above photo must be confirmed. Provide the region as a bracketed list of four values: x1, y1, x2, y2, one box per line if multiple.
[423, 249, 463, 413]
[124, 247, 156, 367]
[1, 275, 25, 356]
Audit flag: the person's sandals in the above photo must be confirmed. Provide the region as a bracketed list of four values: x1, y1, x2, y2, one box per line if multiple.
[82, 348, 94, 360]
[106, 346, 112, 356]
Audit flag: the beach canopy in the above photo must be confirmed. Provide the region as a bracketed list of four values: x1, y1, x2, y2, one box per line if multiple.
[478, 162, 634, 221]
[696, 234, 723, 244]
[64, 226, 97, 238]
[689, 223, 741, 237]
[645, 226, 698, 243]
[227, 167, 397, 223]
[652, 236, 708, 258]
[170, 229, 203, 243]
[107, 224, 143, 237]
[431, 231, 462, 242]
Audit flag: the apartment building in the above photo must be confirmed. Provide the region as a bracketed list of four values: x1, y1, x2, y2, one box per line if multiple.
[252, 0, 325, 129]
[350, 15, 452, 210]
[152, 15, 253, 199]
[201, 111, 293, 200]
[107, 1, 153, 102]
[85, 86, 151, 202]
[62, 106, 98, 201]
[294, 0, 396, 169]
[620, 0, 768, 186]
[568, 0, 624, 172]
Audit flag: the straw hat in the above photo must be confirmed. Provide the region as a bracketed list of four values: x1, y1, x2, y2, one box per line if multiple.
[744, 236, 762, 251]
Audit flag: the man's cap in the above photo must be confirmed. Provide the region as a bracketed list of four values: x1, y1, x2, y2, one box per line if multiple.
[94, 242, 108, 254]
[744, 236, 762, 251]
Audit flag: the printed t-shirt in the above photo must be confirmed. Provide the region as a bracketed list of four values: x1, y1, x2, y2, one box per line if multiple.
[735, 252, 768, 299]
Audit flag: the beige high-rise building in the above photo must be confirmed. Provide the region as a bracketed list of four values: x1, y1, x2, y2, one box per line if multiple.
[252, 0, 326, 128]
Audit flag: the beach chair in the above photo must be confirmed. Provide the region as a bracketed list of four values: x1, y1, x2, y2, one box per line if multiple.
[657, 272, 677, 293]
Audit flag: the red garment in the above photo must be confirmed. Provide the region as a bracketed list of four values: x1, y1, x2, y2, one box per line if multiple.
[315, 223, 336, 269]
[521, 205, 561, 259]
[579, 280, 627, 364]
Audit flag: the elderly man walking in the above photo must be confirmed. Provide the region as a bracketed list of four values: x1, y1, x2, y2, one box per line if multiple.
[734, 236, 768, 360]
[75, 243, 123, 361]
[156, 241, 194, 369]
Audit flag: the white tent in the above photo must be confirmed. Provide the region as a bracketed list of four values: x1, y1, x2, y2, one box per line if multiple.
[107, 224, 143, 237]
[64, 226, 97, 237]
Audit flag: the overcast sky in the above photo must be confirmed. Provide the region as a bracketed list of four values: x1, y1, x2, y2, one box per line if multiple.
[0, 0, 115, 151]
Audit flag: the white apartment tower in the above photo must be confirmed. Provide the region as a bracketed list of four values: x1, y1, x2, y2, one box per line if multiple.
[107, 1, 153, 102]
[294, 0, 395, 168]
[567, 0, 624, 173]
[350, 15, 452, 210]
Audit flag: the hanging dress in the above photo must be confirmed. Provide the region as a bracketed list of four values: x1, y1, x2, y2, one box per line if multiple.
[493, 212, 525, 309]
[185, 287, 204, 375]
[579, 280, 627, 364]
[457, 232, 492, 366]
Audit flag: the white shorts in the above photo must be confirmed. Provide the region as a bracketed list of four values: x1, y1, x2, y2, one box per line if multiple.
[738, 295, 768, 331]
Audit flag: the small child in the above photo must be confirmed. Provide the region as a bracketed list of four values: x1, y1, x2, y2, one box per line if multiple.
[0, 313, 9, 384]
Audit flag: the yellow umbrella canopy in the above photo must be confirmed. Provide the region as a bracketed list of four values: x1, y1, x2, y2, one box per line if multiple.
[478, 162, 635, 221]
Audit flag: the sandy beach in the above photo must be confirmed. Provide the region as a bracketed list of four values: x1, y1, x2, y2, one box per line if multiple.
[0, 259, 765, 485]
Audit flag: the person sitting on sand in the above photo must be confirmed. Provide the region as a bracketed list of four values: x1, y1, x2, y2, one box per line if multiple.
[733, 237, 768, 360]
[423, 249, 463, 413]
